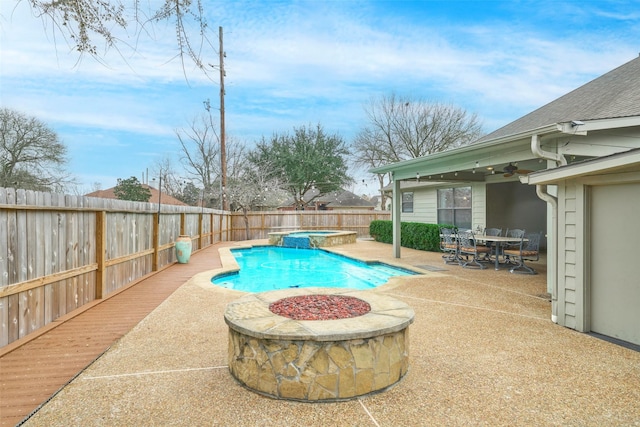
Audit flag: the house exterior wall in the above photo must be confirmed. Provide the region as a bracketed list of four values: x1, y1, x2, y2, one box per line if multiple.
[485, 181, 547, 246]
[471, 182, 486, 229]
[556, 181, 584, 331]
[588, 178, 640, 345]
[555, 170, 640, 339]
[400, 187, 437, 223]
[400, 183, 486, 227]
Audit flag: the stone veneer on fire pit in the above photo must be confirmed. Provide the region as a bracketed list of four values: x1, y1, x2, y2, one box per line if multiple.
[224, 287, 414, 401]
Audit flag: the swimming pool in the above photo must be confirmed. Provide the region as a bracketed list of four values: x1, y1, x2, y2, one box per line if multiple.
[212, 246, 416, 292]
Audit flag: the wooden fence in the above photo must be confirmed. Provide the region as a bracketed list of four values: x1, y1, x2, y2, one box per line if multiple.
[229, 210, 390, 241]
[0, 187, 389, 349]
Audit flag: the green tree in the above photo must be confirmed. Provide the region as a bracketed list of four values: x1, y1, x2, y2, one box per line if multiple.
[249, 124, 352, 210]
[114, 176, 151, 202]
[176, 181, 202, 206]
[0, 107, 72, 191]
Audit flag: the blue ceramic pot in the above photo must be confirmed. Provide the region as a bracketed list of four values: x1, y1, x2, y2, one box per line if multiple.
[175, 235, 192, 263]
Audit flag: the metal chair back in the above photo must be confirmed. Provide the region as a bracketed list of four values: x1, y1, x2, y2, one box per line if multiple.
[521, 231, 542, 256]
[506, 228, 525, 239]
[439, 227, 459, 264]
[504, 231, 542, 274]
[484, 228, 502, 236]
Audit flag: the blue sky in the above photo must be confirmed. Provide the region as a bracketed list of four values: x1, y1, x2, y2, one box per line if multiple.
[1, 0, 639, 195]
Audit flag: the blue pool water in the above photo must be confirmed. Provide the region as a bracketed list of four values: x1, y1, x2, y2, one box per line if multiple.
[212, 246, 416, 292]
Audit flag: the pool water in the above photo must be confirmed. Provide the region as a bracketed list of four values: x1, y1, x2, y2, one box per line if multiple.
[212, 246, 416, 292]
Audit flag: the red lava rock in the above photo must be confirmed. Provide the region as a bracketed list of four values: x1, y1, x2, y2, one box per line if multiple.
[269, 294, 371, 320]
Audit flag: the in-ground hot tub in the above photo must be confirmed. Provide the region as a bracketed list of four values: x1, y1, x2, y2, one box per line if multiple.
[268, 230, 357, 248]
[224, 287, 414, 401]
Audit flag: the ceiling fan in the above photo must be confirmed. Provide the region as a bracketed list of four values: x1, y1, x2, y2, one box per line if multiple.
[502, 162, 533, 178]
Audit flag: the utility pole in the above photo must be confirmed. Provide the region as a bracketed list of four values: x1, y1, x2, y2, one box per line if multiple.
[219, 26, 227, 211]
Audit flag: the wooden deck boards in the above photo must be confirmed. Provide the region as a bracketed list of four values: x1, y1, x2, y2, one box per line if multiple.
[0, 243, 225, 427]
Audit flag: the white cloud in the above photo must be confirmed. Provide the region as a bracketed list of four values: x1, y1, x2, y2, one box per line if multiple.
[2, 0, 639, 192]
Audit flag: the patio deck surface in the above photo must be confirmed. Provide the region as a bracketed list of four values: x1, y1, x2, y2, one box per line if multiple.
[3, 240, 639, 426]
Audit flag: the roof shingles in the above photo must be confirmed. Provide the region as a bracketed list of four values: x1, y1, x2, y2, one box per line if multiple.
[478, 56, 640, 143]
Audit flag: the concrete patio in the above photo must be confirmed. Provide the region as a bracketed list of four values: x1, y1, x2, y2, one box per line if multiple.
[21, 240, 640, 426]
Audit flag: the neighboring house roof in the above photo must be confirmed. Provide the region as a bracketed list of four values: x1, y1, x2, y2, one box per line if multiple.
[477, 56, 640, 143]
[316, 189, 375, 208]
[85, 185, 189, 206]
[281, 188, 374, 209]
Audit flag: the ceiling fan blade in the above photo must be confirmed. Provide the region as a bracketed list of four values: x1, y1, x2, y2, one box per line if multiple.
[516, 169, 533, 175]
[502, 163, 518, 175]
[503, 172, 514, 178]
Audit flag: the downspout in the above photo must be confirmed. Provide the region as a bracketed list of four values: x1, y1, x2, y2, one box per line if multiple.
[536, 184, 559, 323]
[530, 134, 564, 323]
[531, 134, 567, 166]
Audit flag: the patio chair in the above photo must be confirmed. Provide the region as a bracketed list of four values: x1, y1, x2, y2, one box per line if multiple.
[439, 227, 459, 265]
[457, 230, 491, 269]
[479, 228, 502, 261]
[502, 228, 525, 263]
[503, 231, 541, 274]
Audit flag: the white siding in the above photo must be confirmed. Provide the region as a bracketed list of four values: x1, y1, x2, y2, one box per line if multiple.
[558, 183, 579, 330]
[401, 184, 484, 226]
[400, 188, 437, 223]
[471, 182, 487, 230]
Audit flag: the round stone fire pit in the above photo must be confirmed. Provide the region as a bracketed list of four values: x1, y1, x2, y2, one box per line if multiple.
[224, 288, 414, 401]
[269, 294, 371, 320]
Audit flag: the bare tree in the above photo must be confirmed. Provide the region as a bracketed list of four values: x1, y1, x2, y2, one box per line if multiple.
[22, 0, 212, 72]
[176, 111, 246, 209]
[353, 93, 483, 209]
[0, 107, 73, 191]
[226, 162, 288, 240]
[176, 112, 220, 205]
[150, 156, 184, 199]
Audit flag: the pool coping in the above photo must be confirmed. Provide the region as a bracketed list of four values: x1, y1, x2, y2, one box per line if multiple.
[223, 287, 415, 341]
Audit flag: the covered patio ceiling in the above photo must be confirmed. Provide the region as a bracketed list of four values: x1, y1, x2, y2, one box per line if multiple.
[370, 117, 640, 183]
[370, 128, 557, 183]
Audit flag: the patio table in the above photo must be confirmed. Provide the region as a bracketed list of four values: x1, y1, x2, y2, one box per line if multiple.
[473, 234, 527, 270]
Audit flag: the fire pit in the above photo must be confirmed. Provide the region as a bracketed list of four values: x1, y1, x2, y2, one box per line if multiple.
[224, 288, 414, 401]
[269, 294, 371, 320]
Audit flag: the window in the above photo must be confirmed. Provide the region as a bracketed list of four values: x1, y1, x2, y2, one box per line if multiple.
[437, 187, 471, 229]
[402, 192, 413, 213]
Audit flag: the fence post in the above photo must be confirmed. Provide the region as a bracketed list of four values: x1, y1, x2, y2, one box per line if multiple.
[209, 213, 214, 244]
[198, 213, 204, 249]
[152, 212, 160, 271]
[222, 213, 228, 241]
[95, 210, 106, 299]
[179, 212, 186, 236]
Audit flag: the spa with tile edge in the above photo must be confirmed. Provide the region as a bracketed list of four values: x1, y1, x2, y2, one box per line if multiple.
[224, 287, 415, 401]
